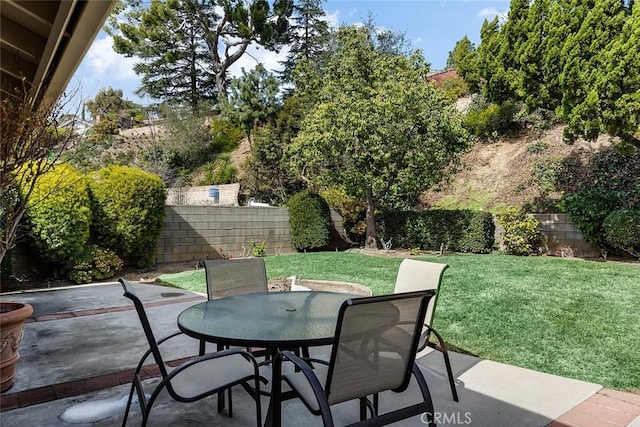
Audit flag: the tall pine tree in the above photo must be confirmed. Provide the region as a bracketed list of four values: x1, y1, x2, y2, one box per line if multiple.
[108, 0, 215, 112]
[280, 0, 331, 84]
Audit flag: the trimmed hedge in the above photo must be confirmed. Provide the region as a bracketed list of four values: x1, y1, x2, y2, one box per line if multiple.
[288, 191, 332, 251]
[377, 209, 494, 253]
[604, 209, 640, 258]
[21, 163, 91, 265]
[89, 165, 166, 268]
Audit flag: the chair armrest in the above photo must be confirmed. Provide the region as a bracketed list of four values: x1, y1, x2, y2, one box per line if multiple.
[418, 324, 446, 353]
[168, 347, 260, 379]
[156, 330, 184, 346]
[273, 351, 331, 417]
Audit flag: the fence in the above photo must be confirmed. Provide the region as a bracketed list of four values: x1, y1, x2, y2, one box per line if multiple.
[156, 205, 293, 264]
[165, 184, 240, 206]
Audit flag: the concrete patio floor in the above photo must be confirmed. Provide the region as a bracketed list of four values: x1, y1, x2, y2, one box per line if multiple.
[1, 282, 639, 426]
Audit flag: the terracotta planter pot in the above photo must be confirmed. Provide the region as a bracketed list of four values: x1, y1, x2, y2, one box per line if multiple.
[0, 302, 33, 393]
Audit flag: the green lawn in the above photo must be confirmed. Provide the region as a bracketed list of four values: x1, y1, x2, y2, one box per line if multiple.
[158, 252, 640, 391]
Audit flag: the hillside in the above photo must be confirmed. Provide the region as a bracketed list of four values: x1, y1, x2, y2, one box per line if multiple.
[421, 125, 612, 213]
[119, 122, 612, 213]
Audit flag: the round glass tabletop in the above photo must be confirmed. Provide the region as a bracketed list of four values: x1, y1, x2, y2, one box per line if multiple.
[178, 291, 361, 348]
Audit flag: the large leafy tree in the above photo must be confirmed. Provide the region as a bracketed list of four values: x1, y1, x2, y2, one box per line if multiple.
[291, 26, 471, 248]
[109, 0, 293, 103]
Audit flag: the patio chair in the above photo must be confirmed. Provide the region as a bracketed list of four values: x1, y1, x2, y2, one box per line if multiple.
[269, 290, 437, 427]
[119, 278, 262, 427]
[393, 259, 458, 401]
[201, 258, 269, 354]
[203, 258, 268, 299]
[202, 258, 270, 413]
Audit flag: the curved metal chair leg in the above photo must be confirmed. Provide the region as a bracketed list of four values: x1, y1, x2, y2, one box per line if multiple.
[427, 327, 459, 402]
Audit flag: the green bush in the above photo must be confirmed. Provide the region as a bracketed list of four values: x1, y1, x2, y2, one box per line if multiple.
[377, 209, 494, 253]
[21, 163, 91, 265]
[564, 187, 622, 250]
[604, 210, 640, 259]
[249, 240, 268, 257]
[68, 245, 123, 284]
[89, 165, 166, 267]
[320, 187, 366, 243]
[464, 99, 517, 138]
[496, 206, 542, 255]
[288, 191, 332, 251]
[439, 76, 469, 102]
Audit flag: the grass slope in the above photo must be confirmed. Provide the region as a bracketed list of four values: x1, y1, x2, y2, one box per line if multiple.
[159, 252, 640, 390]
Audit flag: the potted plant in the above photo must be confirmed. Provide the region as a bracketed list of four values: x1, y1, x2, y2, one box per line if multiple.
[0, 301, 33, 392]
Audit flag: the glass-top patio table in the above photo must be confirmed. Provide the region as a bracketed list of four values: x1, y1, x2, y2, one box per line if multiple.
[177, 291, 361, 351]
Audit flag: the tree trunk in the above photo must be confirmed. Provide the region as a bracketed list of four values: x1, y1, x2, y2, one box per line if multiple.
[364, 186, 378, 249]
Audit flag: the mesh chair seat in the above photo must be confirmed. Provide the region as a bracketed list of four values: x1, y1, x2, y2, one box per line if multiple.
[168, 352, 258, 399]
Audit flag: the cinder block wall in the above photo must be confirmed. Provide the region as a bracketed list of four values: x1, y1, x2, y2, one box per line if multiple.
[494, 213, 600, 257]
[156, 205, 293, 264]
[533, 213, 600, 257]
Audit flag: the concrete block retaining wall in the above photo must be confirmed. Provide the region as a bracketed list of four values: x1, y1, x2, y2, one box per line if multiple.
[156, 205, 293, 264]
[494, 213, 600, 258]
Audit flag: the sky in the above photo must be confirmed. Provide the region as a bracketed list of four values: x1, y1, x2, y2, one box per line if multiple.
[68, 0, 509, 109]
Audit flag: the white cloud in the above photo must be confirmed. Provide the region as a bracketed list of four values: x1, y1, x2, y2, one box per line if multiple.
[84, 36, 138, 81]
[227, 43, 291, 78]
[478, 8, 508, 21]
[324, 10, 340, 29]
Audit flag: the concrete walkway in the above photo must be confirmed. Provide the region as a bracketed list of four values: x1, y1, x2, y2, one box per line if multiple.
[1, 282, 638, 426]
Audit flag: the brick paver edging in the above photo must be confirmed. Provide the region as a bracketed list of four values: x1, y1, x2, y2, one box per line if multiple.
[24, 295, 206, 323]
[548, 389, 640, 427]
[0, 357, 194, 411]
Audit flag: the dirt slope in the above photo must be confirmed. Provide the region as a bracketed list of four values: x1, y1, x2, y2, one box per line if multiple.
[421, 125, 612, 212]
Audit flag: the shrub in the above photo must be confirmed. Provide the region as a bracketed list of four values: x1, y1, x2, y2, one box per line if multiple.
[604, 210, 640, 259]
[21, 163, 91, 265]
[320, 187, 366, 244]
[377, 209, 494, 253]
[439, 76, 469, 102]
[288, 191, 332, 251]
[210, 117, 243, 153]
[89, 165, 166, 267]
[496, 206, 542, 255]
[249, 240, 268, 257]
[564, 188, 622, 251]
[464, 98, 517, 138]
[68, 245, 123, 284]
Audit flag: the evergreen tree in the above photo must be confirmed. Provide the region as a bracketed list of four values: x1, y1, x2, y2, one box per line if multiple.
[447, 36, 481, 92]
[561, 0, 633, 143]
[109, 0, 293, 102]
[221, 65, 281, 145]
[108, 0, 215, 111]
[476, 17, 504, 102]
[280, 0, 331, 84]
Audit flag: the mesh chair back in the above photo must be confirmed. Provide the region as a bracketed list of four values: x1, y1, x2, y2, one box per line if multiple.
[324, 290, 435, 405]
[120, 278, 169, 378]
[204, 258, 268, 299]
[394, 259, 448, 326]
